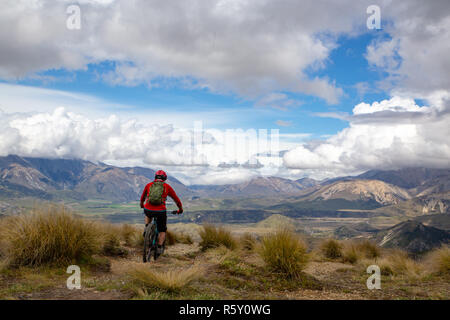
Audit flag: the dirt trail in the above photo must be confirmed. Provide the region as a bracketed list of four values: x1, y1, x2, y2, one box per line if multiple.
[21, 286, 130, 300]
[304, 261, 353, 280]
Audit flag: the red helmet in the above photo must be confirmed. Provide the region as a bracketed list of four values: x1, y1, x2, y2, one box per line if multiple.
[155, 170, 167, 181]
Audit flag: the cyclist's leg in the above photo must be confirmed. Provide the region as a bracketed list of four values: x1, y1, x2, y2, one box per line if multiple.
[155, 212, 167, 245]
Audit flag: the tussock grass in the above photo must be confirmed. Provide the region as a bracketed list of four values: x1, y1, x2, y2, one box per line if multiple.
[0, 260, 7, 273]
[0, 206, 101, 267]
[166, 230, 194, 246]
[199, 224, 237, 251]
[128, 265, 203, 293]
[259, 228, 309, 278]
[341, 242, 361, 264]
[425, 245, 450, 275]
[320, 239, 343, 259]
[93, 222, 128, 257]
[341, 240, 381, 264]
[375, 250, 422, 278]
[119, 224, 140, 246]
[240, 233, 257, 251]
[357, 240, 380, 259]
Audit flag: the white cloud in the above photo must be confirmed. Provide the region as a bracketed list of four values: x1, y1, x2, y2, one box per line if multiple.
[366, 1, 450, 97]
[0, 107, 200, 164]
[352, 96, 427, 115]
[0, 106, 291, 182]
[0, 0, 380, 104]
[283, 96, 450, 174]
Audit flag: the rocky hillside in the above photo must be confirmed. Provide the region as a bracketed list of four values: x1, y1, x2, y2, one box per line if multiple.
[305, 180, 411, 206]
[0, 155, 191, 202]
[375, 220, 450, 254]
[357, 168, 450, 196]
[414, 214, 450, 231]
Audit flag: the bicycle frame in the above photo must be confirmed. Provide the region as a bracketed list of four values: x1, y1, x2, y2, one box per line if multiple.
[143, 210, 179, 263]
[151, 218, 159, 246]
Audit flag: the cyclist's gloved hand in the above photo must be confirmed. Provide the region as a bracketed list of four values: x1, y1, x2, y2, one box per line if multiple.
[177, 208, 183, 214]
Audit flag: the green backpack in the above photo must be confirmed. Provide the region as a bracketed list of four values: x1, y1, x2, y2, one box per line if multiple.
[146, 181, 165, 205]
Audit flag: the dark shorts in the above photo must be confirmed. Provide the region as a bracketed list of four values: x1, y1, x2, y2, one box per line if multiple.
[143, 209, 167, 232]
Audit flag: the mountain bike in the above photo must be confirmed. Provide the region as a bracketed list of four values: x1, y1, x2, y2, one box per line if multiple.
[143, 210, 179, 262]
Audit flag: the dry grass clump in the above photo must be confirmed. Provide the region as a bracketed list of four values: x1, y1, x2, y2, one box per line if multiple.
[199, 224, 237, 251]
[128, 264, 203, 293]
[341, 242, 361, 264]
[320, 239, 343, 259]
[119, 224, 141, 246]
[259, 228, 309, 278]
[357, 240, 380, 259]
[375, 250, 422, 278]
[0, 206, 101, 267]
[166, 230, 193, 246]
[424, 245, 450, 276]
[340, 240, 381, 264]
[93, 222, 128, 257]
[240, 233, 257, 251]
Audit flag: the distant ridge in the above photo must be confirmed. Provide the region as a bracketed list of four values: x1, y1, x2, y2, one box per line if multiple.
[0, 155, 191, 202]
[375, 220, 450, 254]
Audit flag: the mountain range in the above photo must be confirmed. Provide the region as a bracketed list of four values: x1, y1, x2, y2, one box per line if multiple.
[0, 155, 191, 202]
[0, 155, 449, 216]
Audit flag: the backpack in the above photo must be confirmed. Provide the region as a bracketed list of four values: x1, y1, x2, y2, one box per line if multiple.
[146, 181, 165, 205]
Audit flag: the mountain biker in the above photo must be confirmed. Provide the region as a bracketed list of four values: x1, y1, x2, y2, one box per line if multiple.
[140, 170, 183, 257]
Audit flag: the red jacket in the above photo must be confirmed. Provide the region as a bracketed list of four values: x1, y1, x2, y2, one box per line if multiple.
[140, 180, 182, 212]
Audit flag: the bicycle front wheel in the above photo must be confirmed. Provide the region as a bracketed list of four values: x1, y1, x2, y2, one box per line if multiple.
[143, 224, 155, 262]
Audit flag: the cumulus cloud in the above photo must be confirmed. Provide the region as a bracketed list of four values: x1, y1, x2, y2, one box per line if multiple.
[0, 107, 285, 179]
[0, 0, 382, 104]
[352, 96, 428, 115]
[366, 0, 450, 97]
[3, 1, 448, 104]
[283, 96, 450, 174]
[0, 107, 231, 170]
